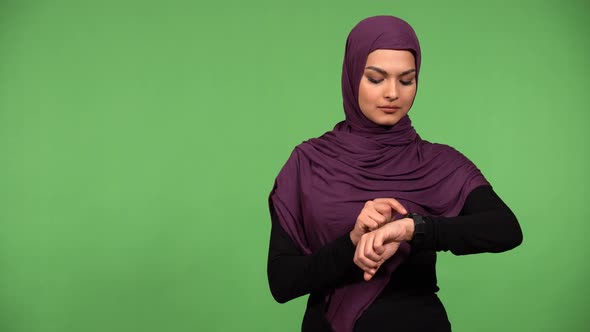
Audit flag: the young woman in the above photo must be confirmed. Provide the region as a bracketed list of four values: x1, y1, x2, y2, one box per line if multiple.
[267, 15, 522, 332]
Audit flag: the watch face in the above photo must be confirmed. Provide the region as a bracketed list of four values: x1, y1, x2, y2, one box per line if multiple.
[412, 214, 426, 235]
[410, 213, 424, 223]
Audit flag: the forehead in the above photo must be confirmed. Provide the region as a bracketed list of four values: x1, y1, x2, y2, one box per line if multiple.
[365, 49, 415, 71]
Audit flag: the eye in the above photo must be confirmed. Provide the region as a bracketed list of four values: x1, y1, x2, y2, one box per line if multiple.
[400, 79, 415, 86]
[367, 77, 383, 84]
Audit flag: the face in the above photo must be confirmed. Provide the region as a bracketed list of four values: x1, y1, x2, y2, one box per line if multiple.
[358, 49, 417, 126]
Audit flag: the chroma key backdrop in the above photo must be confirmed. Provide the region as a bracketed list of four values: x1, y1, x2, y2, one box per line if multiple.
[0, 1, 588, 331]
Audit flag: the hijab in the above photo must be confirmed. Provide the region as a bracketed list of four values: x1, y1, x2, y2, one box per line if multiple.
[269, 15, 488, 332]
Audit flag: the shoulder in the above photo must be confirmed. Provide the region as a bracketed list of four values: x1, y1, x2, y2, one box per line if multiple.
[275, 143, 309, 177]
[278, 146, 302, 170]
[287, 131, 336, 160]
[419, 139, 467, 160]
[274, 131, 329, 173]
[422, 139, 489, 185]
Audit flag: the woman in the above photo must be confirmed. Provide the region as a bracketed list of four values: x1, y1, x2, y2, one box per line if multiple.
[267, 15, 522, 332]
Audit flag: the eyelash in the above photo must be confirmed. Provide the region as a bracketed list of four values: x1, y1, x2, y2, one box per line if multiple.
[367, 77, 414, 86]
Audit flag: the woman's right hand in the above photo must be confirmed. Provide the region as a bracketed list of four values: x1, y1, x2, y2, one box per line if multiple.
[349, 198, 407, 246]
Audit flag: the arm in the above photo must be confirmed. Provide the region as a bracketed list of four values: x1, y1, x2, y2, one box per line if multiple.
[267, 208, 362, 304]
[267, 197, 408, 302]
[418, 185, 523, 255]
[353, 185, 523, 279]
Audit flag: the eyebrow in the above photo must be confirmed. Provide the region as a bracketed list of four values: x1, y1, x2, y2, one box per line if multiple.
[365, 66, 416, 77]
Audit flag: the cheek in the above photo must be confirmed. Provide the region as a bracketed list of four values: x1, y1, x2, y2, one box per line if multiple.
[402, 87, 417, 104]
[359, 83, 378, 104]
[358, 83, 370, 106]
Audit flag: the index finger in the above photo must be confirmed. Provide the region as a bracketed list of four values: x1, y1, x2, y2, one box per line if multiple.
[373, 198, 407, 215]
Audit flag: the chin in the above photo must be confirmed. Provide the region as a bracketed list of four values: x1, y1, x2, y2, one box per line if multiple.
[374, 116, 402, 126]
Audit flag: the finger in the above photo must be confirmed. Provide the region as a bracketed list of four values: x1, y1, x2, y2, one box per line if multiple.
[358, 215, 379, 232]
[367, 210, 387, 228]
[364, 263, 382, 281]
[363, 233, 382, 262]
[374, 230, 386, 255]
[373, 198, 407, 215]
[358, 249, 380, 270]
[356, 235, 380, 270]
[372, 203, 393, 221]
[354, 236, 371, 271]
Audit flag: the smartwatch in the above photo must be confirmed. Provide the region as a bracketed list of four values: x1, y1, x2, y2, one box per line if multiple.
[405, 213, 426, 247]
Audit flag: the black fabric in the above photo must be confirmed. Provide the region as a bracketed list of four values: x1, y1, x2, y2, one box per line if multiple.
[267, 185, 522, 331]
[354, 291, 452, 332]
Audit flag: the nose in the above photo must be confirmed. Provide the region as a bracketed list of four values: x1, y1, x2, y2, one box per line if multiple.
[384, 81, 399, 101]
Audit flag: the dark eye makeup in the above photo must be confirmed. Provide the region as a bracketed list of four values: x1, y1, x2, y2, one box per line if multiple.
[366, 76, 415, 86]
[367, 77, 384, 84]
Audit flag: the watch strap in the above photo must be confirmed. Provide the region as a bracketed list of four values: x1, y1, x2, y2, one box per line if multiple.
[405, 213, 426, 247]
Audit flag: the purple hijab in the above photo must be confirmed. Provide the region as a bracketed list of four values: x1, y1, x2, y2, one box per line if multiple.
[269, 16, 488, 332]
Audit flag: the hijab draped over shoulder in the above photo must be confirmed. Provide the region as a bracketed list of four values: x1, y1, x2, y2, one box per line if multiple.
[269, 15, 488, 332]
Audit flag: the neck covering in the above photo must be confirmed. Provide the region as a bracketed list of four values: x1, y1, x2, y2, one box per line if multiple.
[269, 15, 488, 332]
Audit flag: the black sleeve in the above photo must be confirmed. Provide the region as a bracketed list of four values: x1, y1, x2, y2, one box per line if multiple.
[417, 185, 523, 255]
[267, 185, 523, 303]
[267, 207, 363, 304]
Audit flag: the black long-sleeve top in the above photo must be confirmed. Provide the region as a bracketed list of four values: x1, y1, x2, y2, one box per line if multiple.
[267, 185, 523, 331]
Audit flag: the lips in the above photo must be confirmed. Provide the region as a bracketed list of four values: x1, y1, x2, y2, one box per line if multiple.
[378, 106, 401, 113]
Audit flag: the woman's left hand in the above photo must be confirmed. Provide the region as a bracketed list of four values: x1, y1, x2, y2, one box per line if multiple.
[353, 217, 415, 281]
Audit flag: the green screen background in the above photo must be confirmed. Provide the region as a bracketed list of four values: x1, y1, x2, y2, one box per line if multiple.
[1, 0, 588, 331]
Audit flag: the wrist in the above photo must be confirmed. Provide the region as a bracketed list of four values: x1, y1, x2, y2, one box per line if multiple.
[398, 217, 415, 241]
